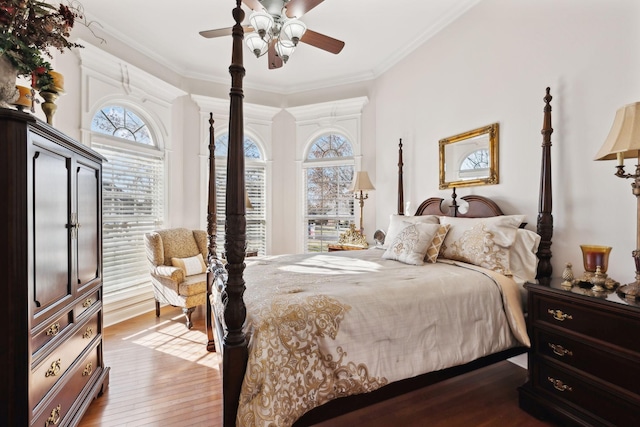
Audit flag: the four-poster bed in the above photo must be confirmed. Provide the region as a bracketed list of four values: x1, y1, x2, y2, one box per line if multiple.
[205, 2, 554, 426]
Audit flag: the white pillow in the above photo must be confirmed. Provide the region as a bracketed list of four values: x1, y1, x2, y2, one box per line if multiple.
[384, 214, 440, 249]
[439, 215, 525, 275]
[509, 228, 541, 285]
[382, 223, 440, 265]
[171, 253, 207, 276]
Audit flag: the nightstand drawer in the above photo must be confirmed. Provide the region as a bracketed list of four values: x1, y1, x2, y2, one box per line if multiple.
[535, 329, 640, 395]
[532, 294, 640, 354]
[534, 361, 640, 427]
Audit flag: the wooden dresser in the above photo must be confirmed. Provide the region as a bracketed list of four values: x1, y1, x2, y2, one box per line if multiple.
[0, 109, 110, 426]
[519, 280, 640, 426]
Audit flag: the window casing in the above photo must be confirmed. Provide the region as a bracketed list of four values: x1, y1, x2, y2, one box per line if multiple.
[91, 106, 164, 296]
[303, 134, 355, 252]
[214, 134, 267, 255]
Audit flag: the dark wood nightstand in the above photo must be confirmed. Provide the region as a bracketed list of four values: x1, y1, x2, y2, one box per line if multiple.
[519, 280, 640, 426]
[327, 244, 367, 252]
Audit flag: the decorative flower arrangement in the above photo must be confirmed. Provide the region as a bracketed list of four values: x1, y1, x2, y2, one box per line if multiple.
[0, 0, 83, 91]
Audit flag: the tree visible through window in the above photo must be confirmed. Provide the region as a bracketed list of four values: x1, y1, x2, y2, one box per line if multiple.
[91, 105, 164, 296]
[304, 134, 354, 252]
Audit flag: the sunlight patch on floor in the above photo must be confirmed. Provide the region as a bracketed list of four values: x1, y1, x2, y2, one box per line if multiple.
[128, 315, 221, 369]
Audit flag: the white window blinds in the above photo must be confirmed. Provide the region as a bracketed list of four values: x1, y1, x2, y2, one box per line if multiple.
[93, 142, 164, 295]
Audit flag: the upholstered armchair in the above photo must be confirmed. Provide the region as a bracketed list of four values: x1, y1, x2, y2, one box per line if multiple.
[144, 228, 208, 329]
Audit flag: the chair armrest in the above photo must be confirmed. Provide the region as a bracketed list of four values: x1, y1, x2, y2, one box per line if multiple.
[152, 265, 185, 283]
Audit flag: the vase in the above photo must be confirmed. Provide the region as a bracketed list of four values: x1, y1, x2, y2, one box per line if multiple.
[0, 55, 19, 108]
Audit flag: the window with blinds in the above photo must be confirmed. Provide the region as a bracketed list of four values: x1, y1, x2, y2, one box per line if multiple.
[91, 106, 164, 296]
[214, 135, 266, 256]
[303, 134, 355, 252]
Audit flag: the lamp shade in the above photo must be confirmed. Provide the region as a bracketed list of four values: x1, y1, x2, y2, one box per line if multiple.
[595, 102, 640, 161]
[275, 40, 295, 63]
[249, 11, 274, 37]
[245, 32, 268, 57]
[349, 171, 375, 192]
[281, 19, 307, 45]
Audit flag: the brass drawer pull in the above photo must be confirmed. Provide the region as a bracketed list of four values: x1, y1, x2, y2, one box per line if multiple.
[45, 359, 62, 377]
[82, 362, 93, 377]
[45, 404, 61, 426]
[548, 376, 573, 392]
[46, 322, 60, 336]
[548, 343, 573, 357]
[82, 298, 94, 308]
[547, 309, 573, 322]
[82, 327, 94, 339]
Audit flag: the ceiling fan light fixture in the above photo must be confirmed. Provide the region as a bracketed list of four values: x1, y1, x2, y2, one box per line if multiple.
[275, 40, 296, 63]
[281, 19, 307, 46]
[249, 10, 274, 39]
[245, 32, 269, 58]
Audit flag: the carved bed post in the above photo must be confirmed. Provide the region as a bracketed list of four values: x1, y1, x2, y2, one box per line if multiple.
[206, 113, 217, 353]
[222, 1, 248, 426]
[536, 87, 554, 281]
[397, 139, 404, 215]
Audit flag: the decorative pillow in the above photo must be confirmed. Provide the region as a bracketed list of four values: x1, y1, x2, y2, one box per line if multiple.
[171, 253, 207, 276]
[384, 214, 440, 249]
[424, 224, 451, 263]
[509, 228, 541, 284]
[382, 223, 441, 265]
[439, 215, 526, 275]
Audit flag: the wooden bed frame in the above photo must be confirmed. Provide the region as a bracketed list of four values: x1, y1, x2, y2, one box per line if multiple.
[205, 3, 554, 426]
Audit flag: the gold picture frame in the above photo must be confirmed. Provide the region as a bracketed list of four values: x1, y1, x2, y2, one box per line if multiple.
[439, 123, 499, 189]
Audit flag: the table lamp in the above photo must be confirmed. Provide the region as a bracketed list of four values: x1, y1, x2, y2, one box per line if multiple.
[349, 171, 375, 232]
[594, 101, 640, 299]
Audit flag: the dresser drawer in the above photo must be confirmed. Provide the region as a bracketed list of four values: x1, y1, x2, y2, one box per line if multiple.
[533, 360, 640, 427]
[31, 343, 102, 427]
[75, 290, 100, 319]
[32, 310, 74, 357]
[532, 293, 640, 354]
[535, 329, 640, 396]
[30, 310, 101, 410]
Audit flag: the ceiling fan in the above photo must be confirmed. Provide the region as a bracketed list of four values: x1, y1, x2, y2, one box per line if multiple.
[199, 0, 345, 69]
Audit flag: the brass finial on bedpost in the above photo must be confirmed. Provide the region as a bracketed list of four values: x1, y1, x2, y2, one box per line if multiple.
[537, 87, 554, 282]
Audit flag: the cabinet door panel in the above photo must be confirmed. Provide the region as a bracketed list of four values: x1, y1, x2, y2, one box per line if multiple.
[31, 145, 71, 322]
[76, 161, 100, 289]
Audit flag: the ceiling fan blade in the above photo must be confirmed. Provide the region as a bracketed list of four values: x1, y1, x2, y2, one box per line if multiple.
[199, 27, 233, 38]
[242, 0, 263, 11]
[285, 0, 324, 18]
[199, 26, 253, 39]
[300, 29, 344, 54]
[268, 40, 283, 69]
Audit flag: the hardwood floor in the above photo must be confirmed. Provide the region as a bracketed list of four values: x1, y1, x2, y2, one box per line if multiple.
[80, 306, 556, 427]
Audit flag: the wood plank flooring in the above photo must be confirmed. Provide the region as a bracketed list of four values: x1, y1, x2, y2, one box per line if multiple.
[80, 306, 556, 427]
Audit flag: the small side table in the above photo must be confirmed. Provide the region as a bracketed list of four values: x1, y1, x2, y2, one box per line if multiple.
[246, 250, 258, 257]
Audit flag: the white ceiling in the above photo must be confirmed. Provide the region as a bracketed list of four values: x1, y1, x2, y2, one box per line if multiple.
[77, 0, 480, 94]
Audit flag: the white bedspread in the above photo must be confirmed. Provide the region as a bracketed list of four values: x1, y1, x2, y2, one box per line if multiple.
[215, 249, 529, 427]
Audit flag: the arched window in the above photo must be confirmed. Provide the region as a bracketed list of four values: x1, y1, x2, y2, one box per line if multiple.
[91, 105, 164, 296]
[214, 134, 266, 255]
[459, 148, 490, 179]
[303, 134, 355, 252]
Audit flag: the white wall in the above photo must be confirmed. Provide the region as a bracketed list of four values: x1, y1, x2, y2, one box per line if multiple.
[373, 0, 640, 283]
[48, 0, 640, 285]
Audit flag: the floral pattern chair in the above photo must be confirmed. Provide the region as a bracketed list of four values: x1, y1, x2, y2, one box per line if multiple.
[144, 228, 208, 329]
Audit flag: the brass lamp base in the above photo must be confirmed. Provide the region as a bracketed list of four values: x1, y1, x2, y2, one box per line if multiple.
[618, 281, 640, 299]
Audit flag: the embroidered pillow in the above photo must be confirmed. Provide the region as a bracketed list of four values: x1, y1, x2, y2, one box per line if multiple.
[384, 214, 439, 249]
[439, 215, 525, 275]
[171, 253, 207, 276]
[382, 223, 440, 265]
[424, 224, 451, 263]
